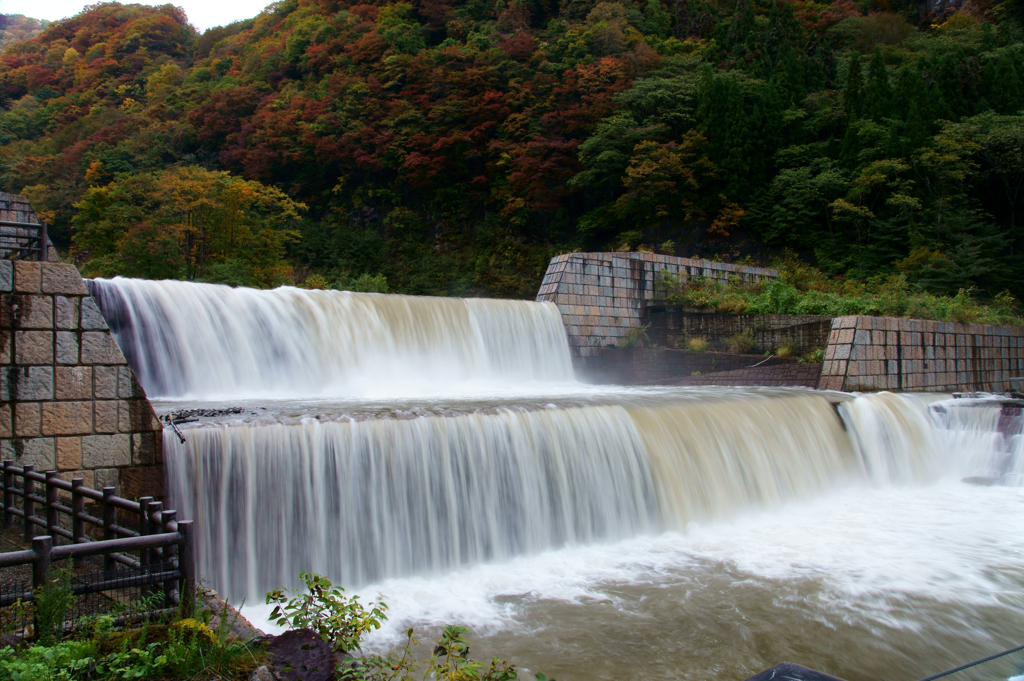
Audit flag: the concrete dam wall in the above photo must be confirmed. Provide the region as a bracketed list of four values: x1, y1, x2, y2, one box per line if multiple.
[1, 193, 164, 498]
[537, 253, 1024, 392]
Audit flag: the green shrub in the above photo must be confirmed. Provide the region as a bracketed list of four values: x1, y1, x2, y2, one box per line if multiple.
[0, 640, 97, 681]
[301, 273, 332, 290]
[266, 571, 387, 653]
[653, 264, 1024, 326]
[336, 273, 389, 294]
[774, 339, 800, 358]
[428, 625, 520, 681]
[725, 329, 756, 354]
[618, 323, 650, 348]
[681, 335, 709, 352]
[801, 348, 825, 363]
[0, 598, 31, 636]
[266, 573, 551, 681]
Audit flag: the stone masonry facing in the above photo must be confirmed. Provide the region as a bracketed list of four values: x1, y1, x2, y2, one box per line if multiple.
[819, 315, 1024, 392]
[1, 258, 164, 499]
[536, 252, 777, 357]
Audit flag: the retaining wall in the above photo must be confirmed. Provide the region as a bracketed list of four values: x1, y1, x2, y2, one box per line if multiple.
[645, 308, 833, 355]
[669, 363, 823, 388]
[575, 346, 799, 385]
[818, 316, 1024, 392]
[536, 253, 776, 357]
[1, 256, 164, 499]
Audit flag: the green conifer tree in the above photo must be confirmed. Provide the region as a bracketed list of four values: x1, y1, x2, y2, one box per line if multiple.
[864, 48, 894, 122]
[844, 52, 864, 120]
[727, 0, 755, 47]
[984, 53, 1024, 114]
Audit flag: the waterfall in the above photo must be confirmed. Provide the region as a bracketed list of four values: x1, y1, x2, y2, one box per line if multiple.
[163, 389, 1002, 602]
[165, 405, 661, 599]
[87, 278, 1022, 605]
[87, 278, 574, 399]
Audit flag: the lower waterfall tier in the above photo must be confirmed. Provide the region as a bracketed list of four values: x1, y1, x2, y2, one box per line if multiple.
[163, 388, 1015, 603]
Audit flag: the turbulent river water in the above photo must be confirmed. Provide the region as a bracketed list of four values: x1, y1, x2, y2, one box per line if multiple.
[89, 277, 1024, 681]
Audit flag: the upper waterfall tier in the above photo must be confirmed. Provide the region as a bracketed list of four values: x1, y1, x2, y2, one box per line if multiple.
[87, 278, 574, 399]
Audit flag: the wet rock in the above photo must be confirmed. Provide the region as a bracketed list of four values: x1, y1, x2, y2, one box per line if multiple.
[201, 588, 265, 640]
[267, 628, 335, 681]
[249, 665, 278, 681]
[164, 406, 247, 423]
[0, 634, 27, 651]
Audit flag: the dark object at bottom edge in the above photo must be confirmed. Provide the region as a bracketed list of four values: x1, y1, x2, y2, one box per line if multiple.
[744, 662, 847, 681]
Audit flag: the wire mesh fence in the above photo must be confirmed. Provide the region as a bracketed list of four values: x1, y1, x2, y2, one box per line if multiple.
[67, 561, 179, 625]
[0, 462, 196, 635]
[1, 558, 183, 635]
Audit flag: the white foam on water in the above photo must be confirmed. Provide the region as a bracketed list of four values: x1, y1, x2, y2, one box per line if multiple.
[242, 481, 1024, 652]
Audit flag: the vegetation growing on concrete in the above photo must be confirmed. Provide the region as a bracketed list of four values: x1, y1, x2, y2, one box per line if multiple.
[656, 255, 1024, 326]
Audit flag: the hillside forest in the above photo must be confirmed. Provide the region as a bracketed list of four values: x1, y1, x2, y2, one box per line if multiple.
[0, 0, 1022, 303]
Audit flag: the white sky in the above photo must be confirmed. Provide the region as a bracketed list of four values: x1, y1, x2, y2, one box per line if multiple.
[0, 0, 273, 32]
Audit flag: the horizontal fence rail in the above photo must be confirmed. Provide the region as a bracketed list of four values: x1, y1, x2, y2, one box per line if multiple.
[0, 461, 195, 619]
[0, 219, 48, 261]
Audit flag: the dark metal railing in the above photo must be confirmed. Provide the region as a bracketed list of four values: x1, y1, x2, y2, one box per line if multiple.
[0, 219, 48, 261]
[0, 461, 195, 616]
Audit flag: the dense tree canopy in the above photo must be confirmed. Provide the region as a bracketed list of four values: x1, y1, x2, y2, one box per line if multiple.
[0, 0, 1021, 298]
[0, 15, 50, 49]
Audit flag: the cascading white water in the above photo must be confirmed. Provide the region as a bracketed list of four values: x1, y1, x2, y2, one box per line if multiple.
[165, 405, 661, 599]
[89, 277, 1023, 614]
[162, 389, 1008, 603]
[87, 278, 574, 399]
[929, 397, 1024, 485]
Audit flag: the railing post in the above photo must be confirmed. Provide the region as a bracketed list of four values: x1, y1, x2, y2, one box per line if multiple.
[40, 221, 49, 261]
[102, 487, 116, 574]
[45, 471, 59, 543]
[147, 501, 163, 572]
[2, 460, 13, 528]
[161, 510, 177, 605]
[71, 478, 85, 568]
[178, 520, 196, 617]
[23, 464, 35, 541]
[32, 536, 52, 592]
[138, 497, 152, 595]
[31, 535, 53, 641]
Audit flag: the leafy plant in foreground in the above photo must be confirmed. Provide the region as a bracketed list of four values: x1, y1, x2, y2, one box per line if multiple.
[267, 571, 387, 653]
[268, 573, 556, 681]
[33, 567, 75, 645]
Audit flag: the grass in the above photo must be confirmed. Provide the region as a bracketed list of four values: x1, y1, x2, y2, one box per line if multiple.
[656, 256, 1024, 327]
[676, 335, 710, 352]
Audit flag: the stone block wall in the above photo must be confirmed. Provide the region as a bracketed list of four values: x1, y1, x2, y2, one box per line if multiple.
[536, 252, 776, 357]
[645, 308, 833, 355]
[575, 346, 798, 385]
[818, 316, 1024, 392]
[1, 259, 164, 498]
[669, 363, 823, 388]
